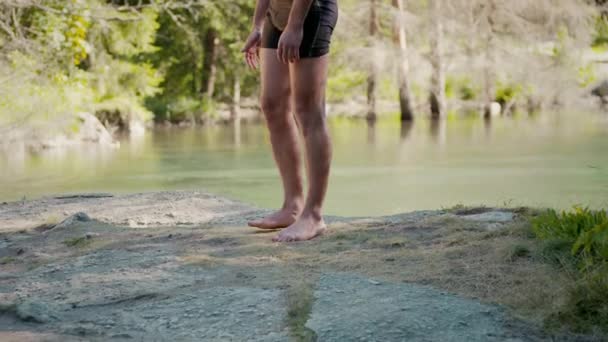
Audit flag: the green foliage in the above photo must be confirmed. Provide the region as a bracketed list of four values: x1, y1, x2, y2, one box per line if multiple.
[0, 0, 162, 133]
[327, 70, 366, 102]
[495, 81, 523, 106]
[532, 207, 608, 333]
[145, 0, 256, 120]
[577, 64, 597, 88]
[551, 26, 571, 64]
[592, 15, 608, 48]
[572, 218, 608, 268]
[0, 256, 15, 265]
[532, 207, 608, 265]
[446, 76, 479, 101]
[63, 236, 92, 248]
[166, 97, 201, 123]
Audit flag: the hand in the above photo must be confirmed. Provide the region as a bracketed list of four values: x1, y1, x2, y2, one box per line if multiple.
[242, 28, 262, 69]
[277, 26, 303, 64]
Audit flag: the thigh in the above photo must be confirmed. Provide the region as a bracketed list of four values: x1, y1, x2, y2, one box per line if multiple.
[260, 48, 291, 108]
[289, 55, 329, 109]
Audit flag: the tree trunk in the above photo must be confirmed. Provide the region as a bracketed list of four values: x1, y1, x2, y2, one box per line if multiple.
[231, 76, 241, 123]
[429, 0, 446, 119]
[483, 1, 497, 118]
[367, 0, 378, 121]
[200, 28, 219, 121]
[201, 28, 218, 99]
[199, 28, 219, 123]
[392, 0, 415, 121]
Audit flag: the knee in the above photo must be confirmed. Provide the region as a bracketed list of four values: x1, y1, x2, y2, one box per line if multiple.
[260, 95, 288, 118]
[260, 95, 291, 130]
[294, 100, 327, 136]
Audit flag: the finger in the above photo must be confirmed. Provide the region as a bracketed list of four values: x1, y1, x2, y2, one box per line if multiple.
[251, 52, 258, 70]
[277, 45, 284, 64]
[281, 45, 289, 64]
[294, 46, 300, 62]
[286, 47, 292, 64]
[246, 52, 255, 69]
[253, 52, 259, 69]
[291, 47, 298, 63]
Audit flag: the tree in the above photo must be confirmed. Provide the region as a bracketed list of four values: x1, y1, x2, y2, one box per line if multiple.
[366, 0, 379, 121]
[429, 0, 445, 119]
[392, 0, 415, 121]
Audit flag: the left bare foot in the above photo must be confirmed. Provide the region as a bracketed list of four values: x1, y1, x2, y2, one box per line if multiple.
[272, 214, 326, 242]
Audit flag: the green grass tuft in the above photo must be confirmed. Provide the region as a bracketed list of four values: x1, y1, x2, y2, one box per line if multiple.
[507, 244, 531, 262]
[285, 282, 317, 342]
[0, 256, 15, 264]
[531, 206, 608, 334]
[63, 236, 93, 248]
[532, 207, 608, 268]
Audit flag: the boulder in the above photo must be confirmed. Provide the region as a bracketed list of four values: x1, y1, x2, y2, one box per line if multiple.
[73, 112, 116, 146]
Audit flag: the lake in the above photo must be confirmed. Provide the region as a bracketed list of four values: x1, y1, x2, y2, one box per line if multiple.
[1, 112, 607, 216]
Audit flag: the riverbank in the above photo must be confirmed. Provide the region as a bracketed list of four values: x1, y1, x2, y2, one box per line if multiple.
[0, 191, 605, 341]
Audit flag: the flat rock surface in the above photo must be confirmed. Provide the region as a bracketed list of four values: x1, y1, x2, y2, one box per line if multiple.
[0, 192, 592, 341]
[461, 211, 514, 223]
[308, 273, 529, 342]
[0, 191, 256, 230]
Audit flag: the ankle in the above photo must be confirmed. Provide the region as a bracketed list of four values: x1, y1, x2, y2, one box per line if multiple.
[283, 198, 304, 213]
[300, 207, 323, 222]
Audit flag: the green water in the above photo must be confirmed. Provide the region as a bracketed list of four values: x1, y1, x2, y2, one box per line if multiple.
[1, 112, 607, 216]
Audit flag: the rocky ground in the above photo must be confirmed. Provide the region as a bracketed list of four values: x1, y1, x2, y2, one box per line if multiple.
[0, 191, 600, 341]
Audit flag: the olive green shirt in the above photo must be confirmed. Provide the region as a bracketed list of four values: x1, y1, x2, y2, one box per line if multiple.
[268, 0, 293, 30]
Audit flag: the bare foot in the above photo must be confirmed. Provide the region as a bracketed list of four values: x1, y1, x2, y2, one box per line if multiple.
[272, 214, 326, 242]
[248, 207, 300, 229]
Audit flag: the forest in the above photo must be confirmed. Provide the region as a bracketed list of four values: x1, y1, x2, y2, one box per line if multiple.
[0, 0, 607, 142]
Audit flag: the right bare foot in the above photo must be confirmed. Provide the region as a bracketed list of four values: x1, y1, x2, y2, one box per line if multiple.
[248, 207, 300, 229]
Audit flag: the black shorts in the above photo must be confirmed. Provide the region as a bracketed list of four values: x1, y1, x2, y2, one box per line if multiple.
[261, 0, 338, 58]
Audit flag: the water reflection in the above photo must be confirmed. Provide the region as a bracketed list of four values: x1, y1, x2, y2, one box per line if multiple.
[484, 116, 492, 138]
[399, 121, 413, 142]
[366, 119, 376, 145]
[429, 119, 446, 145]
[1, 112, 607, 215]
[232, 119, 241, 147]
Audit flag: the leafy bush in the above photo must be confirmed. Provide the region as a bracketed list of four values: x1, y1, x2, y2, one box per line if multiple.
[495, 81, 523, 106]
[592, 15, 608, 48]
[445, 76, 479, 101]
[532, 206, 608, 333]
[532, 207, 608, 267]
[166, 96, 201, 123]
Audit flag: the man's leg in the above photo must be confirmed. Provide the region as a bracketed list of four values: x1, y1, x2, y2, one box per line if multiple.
[273, 54, 332, 242]
[248, 48, 305, 229]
